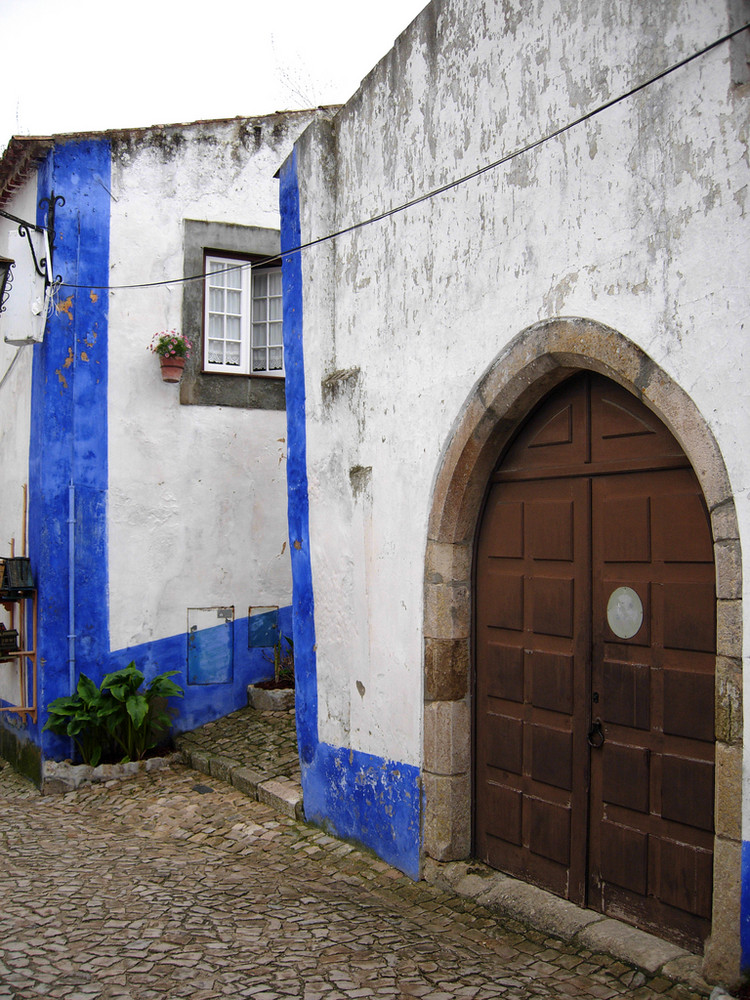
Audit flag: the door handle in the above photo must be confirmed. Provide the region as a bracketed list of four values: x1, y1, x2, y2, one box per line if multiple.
[587, 719, 605, 748]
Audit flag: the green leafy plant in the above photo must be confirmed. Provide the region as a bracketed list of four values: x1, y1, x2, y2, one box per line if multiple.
[43, 662, 184, 765]
[263, 633, 294, 687]
[148, 328, 192, 358]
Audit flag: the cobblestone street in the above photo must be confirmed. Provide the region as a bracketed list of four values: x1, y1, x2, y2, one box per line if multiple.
[0, 754, 711, 1000]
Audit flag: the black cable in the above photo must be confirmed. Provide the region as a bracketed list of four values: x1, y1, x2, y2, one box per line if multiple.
[57, 20, 750, 293]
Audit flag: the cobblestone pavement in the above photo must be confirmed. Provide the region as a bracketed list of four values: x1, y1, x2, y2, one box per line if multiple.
[0, 755, 709, 1000]
[176, 707, 300, 785]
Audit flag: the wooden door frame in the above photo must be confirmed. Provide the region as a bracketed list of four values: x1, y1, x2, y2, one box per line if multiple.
[421, 317, 741, 984]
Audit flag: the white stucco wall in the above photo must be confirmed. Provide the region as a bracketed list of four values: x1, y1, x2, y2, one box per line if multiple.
[294, 0, 750, 765]
[0, 179, 39, 704]
[107, 115, 319, 649]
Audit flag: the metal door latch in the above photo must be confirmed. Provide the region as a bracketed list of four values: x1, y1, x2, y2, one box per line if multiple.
[587, 719, 605, 748]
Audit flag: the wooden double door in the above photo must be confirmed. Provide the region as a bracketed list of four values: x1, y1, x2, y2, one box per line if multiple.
[474, 373, 715, 951]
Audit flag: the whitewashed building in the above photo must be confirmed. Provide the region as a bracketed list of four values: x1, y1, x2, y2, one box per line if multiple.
[279, 0, 749, 985]
[0, 109, 332, 777]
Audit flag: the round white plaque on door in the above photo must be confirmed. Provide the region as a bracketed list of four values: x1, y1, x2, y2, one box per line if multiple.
[606, 586, 643, 640]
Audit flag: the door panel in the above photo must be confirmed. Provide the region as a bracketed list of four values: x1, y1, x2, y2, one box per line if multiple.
[475, 373, 716, 953]
[475, 476, 591, 903]
[590, 469, 715, 950]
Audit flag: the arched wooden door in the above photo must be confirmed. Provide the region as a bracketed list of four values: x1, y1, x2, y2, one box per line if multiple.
[474, 372, 715, 951]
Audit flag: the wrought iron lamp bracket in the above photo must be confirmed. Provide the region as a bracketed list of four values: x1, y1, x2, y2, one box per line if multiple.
[0, 191, 65, 290]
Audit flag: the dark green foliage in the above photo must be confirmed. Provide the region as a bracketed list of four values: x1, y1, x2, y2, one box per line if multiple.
[269, 634, 294, 685]
[43, 662, 184, 765]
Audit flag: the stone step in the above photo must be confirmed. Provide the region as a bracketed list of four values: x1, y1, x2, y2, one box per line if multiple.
[177, 743, 304, 821]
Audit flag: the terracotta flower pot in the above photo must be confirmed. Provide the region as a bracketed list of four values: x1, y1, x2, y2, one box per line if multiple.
[159, 355, 185, 383]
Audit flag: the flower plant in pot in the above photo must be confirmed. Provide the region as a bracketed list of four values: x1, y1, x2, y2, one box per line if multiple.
[149, 329, 192, 383]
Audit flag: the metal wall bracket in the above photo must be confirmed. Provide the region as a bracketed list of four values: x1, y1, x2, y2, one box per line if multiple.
[0, 191, 65, 290]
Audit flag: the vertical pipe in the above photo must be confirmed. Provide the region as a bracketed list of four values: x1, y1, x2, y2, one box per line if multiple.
[68, 483, 75, 693]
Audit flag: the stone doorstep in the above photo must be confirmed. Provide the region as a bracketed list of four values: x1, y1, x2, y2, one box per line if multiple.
[423, 858, 712, 996]
[180, 747, 304, 822]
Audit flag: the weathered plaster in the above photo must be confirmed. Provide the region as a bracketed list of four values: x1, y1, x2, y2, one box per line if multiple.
[106, 116, 321, 651]
[287, 0, 749, 983]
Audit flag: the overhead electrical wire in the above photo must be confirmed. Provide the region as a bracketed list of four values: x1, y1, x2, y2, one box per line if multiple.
[37, 19, 750, 294]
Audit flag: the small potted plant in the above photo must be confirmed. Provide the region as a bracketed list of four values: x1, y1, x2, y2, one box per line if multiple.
[248, 634, 295, 712]
[149, 329, 192, 383]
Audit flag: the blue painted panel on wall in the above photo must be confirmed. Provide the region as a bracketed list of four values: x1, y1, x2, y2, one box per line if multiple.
[249, 607, 279, 647]
[187, 619, 234, 685]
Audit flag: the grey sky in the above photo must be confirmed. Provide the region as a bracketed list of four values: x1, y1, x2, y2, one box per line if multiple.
[1, 0, 428, 151]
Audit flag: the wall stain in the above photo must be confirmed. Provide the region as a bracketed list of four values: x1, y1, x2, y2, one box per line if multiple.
[57, 296, 73, 321]
[62, 348, 74, 369]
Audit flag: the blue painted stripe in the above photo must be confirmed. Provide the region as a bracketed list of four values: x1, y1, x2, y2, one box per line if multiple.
[742, 840, 750, 974]
[279, 148, 422, 878]
[27, 140, 112, 757]
[279, 148, 319, 766]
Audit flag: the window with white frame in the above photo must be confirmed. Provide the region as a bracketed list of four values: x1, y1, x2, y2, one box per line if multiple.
[203, 255, 284, 376]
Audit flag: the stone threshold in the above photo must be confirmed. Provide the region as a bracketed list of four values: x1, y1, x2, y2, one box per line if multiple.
[176, 742, 304, 822]
[423, 858, 714, 997]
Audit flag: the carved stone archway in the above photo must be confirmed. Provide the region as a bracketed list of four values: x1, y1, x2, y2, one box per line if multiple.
[422, 317, 742, 984]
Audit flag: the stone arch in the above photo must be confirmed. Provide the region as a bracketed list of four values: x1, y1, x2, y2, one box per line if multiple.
[422, 317, 742, 982]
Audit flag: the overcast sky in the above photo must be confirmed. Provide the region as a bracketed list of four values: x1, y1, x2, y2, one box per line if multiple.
[1, 0, 429, 153]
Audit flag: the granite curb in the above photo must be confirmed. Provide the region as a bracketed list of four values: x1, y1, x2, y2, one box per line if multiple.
[423, 858, 713, 996]
[41, 751, 185, 794]
[177, 744, 304, 821]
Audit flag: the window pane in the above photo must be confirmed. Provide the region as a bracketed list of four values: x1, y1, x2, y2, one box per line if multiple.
[254, 273, 267, 296]
[252, 323, 267, 347]
[269, 297, 282, 321]
[253, 298, 267, 322]
[269, 322, 283, 346]
[269, 347, 283, 370]
[268, 270, 282, 294]
[252, 348, 267, 372]
[205, 254, 252, 373]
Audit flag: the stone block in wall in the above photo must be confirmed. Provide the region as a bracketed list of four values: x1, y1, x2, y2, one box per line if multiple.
[715, 656, 742, 745]
[714, 742, 742, 842]
[715, 539, 742, 600]
[702, 837, 742, 989]
[424, 637, 469, 702]
[422, 771, 471, 862]
[423, 580, 470, 641]
[423, 700, 470, 775]
[424, 540, 472, 588]
[716, 601, 742, 659]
